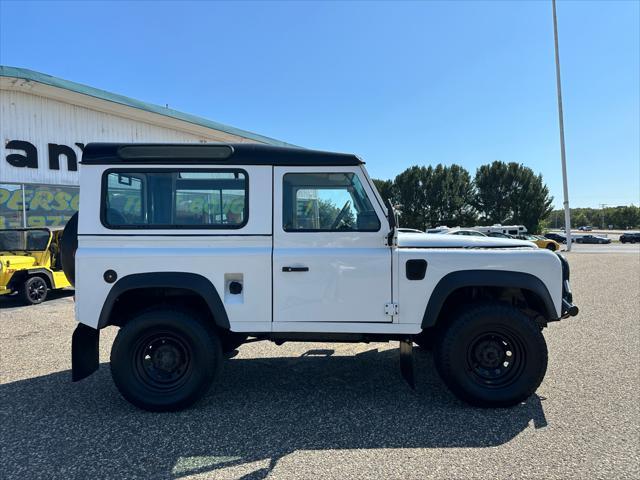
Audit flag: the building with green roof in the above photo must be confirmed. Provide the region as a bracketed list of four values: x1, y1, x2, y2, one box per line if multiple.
[0, 66, 292, 228]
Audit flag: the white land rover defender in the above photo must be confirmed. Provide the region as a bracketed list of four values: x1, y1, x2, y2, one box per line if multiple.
[61, 143, 578, 412]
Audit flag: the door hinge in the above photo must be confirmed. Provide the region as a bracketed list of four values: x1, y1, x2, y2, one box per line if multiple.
[385, 302, 399, 316]
[384, 232, 397, 247]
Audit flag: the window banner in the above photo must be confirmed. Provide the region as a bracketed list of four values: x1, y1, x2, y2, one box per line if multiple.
[0, 184, 79, 229]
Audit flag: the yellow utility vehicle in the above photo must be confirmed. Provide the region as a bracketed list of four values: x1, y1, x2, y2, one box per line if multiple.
[0, 228, 72, 304]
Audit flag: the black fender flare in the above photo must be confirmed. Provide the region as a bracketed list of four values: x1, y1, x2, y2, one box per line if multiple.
[8, 268, 54, 290]
[97, 272, 230, 329]
[421, 270, 558, 329]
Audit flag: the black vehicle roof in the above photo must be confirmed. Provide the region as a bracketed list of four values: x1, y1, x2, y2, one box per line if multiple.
[81, 143, 364, 167]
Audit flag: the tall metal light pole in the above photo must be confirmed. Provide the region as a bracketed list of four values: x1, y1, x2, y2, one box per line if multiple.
[552, 0, 572, 250]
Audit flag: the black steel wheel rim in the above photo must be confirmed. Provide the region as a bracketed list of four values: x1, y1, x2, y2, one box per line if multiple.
[133, 331, 192, 391]
[27, 278, 46, 302]
[465, 328, 525, 388]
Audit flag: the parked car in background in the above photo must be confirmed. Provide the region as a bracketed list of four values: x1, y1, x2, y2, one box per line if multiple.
[544, 233, 567, 244]
[425, 226, 450, 234]
[534, 235, 562, 251]
[0, 227, 72, 304]
[446, 228, 486, 237]
[578, 226, 593, 231]
[473, 224, 527, 236]
[516, 234, 561, 251]
[397, 228, 424, 234]
[575, 235, 611, 244]
[486, 232, 514, 239]
[620, 232, 640, 244]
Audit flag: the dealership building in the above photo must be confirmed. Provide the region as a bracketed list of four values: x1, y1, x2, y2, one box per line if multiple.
[0, 66, 292, 229]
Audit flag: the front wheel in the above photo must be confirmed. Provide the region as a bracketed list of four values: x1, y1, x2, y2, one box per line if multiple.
[21, 276, 48, 305]
[545, 243, 556, 251]
[433, 303, 548, 407]
[110, 308, 221, 411]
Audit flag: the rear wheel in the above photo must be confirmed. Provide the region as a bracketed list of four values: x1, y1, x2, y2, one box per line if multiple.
[21, 276, 48, 305]
[545, 243, 556, 251]
[433, 303, 548, 407]
[110, 308, 221, 411]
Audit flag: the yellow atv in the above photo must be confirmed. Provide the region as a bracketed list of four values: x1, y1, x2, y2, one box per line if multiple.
[0, 228, 72, 305]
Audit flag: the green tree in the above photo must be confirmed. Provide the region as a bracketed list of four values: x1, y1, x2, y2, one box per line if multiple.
[548, 205, 640, 230]
[474, 161, 553, 233]
[393, 166, 432, 229]
[428, 164, 476, 227]
[317, 198, 355, 229]
[392, 163, 475, 229]
[372, 179, 395, 203]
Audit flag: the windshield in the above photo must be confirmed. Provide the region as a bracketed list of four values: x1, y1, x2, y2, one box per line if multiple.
[0, 230, 51, 252]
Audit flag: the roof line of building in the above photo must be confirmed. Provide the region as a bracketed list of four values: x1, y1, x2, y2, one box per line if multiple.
[0, 65, 297, 148]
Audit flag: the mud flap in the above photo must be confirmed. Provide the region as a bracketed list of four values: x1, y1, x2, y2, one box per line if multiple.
[71, 323, 99, 381]
[399, 339, 415, 389]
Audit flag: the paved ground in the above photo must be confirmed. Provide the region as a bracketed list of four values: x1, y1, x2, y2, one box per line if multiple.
[1, 253, 639, 479]
[569, 243, 640, 254]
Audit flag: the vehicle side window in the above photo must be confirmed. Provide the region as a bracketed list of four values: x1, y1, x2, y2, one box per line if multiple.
[283, 172, 380, 232]
[103, 170, 247, 229]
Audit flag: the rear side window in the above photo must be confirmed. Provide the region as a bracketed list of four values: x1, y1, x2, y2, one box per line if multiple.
[103, 170, 247, 229]
[282, 172, 380, 232]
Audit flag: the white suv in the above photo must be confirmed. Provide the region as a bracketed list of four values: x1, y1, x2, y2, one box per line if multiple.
[62, 143, 578, 411]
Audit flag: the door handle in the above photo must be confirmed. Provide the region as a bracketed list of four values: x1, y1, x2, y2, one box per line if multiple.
[282, 266, 309, 272]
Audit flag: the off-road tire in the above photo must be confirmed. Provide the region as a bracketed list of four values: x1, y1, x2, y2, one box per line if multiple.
[433, 302, 548, 408]
[545, 243, 556, 251]
[21, 276, 48, 305]
[110, 307, 221, 412]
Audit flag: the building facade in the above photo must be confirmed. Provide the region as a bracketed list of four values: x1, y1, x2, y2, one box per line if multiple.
[0, 66, 291, 229]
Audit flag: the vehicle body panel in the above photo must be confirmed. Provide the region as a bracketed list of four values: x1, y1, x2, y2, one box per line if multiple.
[75, 164, 273, 330]
[273, 166, 392, 324]
[397, 232, 535, 249]
[396, 247, 563, 326]
[74, 148, 567, 335]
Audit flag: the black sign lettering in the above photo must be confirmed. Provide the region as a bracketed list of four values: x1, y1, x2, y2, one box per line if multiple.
[4, 140, 85, 173]
[48, 143, 78, 171]
[6, 140, 38, 168]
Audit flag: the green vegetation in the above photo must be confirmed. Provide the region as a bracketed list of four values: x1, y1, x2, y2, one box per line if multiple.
[375, 161, 555, 233]
[547, 206, 640, 230]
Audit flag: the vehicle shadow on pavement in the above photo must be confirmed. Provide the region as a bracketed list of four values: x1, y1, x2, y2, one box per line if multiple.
[0, 347, 547, 480]
[0, 289, 74, 310]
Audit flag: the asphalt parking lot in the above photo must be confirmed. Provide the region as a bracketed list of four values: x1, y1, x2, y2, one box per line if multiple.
[1, 253, 639, 479]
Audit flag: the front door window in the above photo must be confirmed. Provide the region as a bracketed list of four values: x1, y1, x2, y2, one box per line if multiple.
[282, 173, 380, 232]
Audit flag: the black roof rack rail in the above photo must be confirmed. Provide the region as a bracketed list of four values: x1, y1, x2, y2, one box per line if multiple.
[81, 143, 364, 167]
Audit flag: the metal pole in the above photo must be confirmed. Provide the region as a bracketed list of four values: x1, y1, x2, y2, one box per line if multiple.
[552, 0, 572, 250]
[600, 203, 607, 229]
[21, 184, 27, 228]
